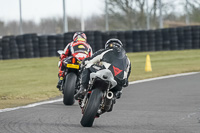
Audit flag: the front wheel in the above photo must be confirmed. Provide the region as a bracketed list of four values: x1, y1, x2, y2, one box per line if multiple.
[80, 89, 103, 127]
[63, 72, 77, 105]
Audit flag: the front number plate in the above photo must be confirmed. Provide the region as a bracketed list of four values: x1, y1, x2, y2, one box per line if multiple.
[67, 64, 79, 69]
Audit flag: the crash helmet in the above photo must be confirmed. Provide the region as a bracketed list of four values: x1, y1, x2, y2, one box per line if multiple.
[73, 32, 87, 42]
[105, 38, 123, 49]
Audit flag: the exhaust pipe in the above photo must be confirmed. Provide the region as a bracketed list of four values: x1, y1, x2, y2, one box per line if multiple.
[106, 91, 113, 99]
[104, 91, 113, 111]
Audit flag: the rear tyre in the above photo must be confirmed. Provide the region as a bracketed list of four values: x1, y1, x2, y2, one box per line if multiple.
[63, 72, 77, 105]
[81, 89, 103, 127]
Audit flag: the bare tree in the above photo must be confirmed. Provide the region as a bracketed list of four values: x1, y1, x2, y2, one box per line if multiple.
[0, 21, 6, 36]
[186, 0, 200, 23]
[108, 0, 137, 30]
[85, 15, 105, 31]
[5, 21, 19, 35]
[135, 0, 146, 28]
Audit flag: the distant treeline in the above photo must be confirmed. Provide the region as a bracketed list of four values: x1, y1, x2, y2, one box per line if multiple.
[1, 0, 200, 36]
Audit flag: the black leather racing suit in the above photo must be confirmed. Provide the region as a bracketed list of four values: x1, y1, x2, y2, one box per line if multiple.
[81, 46, 131, 93]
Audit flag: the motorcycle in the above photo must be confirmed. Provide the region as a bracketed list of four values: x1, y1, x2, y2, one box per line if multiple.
[57, 50, 88, 105]
[78, 68, 117, 127]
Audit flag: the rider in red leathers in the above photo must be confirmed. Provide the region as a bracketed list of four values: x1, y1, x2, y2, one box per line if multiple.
[56, 32, 93, 89]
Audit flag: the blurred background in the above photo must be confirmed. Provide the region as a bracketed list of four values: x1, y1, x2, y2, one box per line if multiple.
[0, 0, 200, 60]
[0, 0, 200, 35]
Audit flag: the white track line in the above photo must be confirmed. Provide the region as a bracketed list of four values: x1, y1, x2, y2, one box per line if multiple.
[0, 98, 62, 113]
[129, 72, 199, 85]
[0, 72, 199, 113]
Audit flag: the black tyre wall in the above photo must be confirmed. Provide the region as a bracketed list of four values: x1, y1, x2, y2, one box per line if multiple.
[94, 31, 103, 51]
[155, 29, 163, 51]
[177, 27, 185, 50]
[64, 32, 74, 45]
[169, 28, 178, 50]
[125, 31, 133, 52]
[23, 34, 34, 58]
[56, 34, 65, 56]
[1, 25, 200, 60]
[131, 31, 141, 52]
[147, 30, 155, 51]
[85, 31, 95, 52]
[191, 26, 200, 49]
[9, 36, 19, 59]
[162, 28, 170, 51]
[39, 35, 49, 57]
[16, 35, 26, 58]
[1, 36, 10, 59]
[0, 39, 2, 60]
[183, 26, 192, 49]
[102, 31, 110, 50]
[117, 31, 126, 47]
[48, 35, 57, 57]
[32, 34, 40, 58]
[140, 30, 148, 52]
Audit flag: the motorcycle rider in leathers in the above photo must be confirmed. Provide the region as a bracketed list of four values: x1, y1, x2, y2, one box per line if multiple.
[56, 32, 93, 90]
[75, 38, 131, 100]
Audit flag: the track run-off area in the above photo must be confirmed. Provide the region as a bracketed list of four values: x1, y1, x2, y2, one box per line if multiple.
[0, 72, 200, 133]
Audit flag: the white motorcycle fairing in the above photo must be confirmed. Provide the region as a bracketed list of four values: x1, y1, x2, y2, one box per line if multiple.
[89, 69, 117, 89]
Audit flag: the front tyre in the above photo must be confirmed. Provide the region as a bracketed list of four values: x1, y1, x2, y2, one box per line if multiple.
[81, 89, 103, 127]
[63, 72, 77, 105]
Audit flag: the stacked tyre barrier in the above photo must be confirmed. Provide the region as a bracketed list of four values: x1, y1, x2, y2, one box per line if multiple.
[94, 31, 103, 51]
[64, 32, 74, 45]
[0, 25, 200, 60]
[139, 30, 148, 52]
[56, 34, 64, 56]
[39, 35, 48, 57]
[16, 35, 26, 58]
[117, 31, 126, 47]
[0, 39, 2, 60]
[48, 35, 57, 57]
[177, 28, 184, 50]
[102, 31, 110, 49]
[23, 34, 34, 58]
[147, 30, 156, 51]
[162, 28, 170, 51]
[32, 34, 40, 58]
[1, 36, 10, 59]
[183, 26, 192, 49]
[9, 36, 19, 59]
[1, 36, 19, 59]
[155, 29, 163, 51]
[169, 28, 178, 50]
[191, 26, 200, 49]
[84, 31, 95, 51]
[124, 31, 133, 52]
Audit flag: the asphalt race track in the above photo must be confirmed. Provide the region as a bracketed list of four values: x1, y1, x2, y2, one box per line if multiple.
[0, 73, 200, 133]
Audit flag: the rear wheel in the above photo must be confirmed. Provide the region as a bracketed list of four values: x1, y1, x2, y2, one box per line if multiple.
[63, 72, 77, 105]
[80, 89, 103, 127]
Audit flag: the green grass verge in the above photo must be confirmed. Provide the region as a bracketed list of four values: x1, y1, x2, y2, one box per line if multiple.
[0, 49, 200, 109]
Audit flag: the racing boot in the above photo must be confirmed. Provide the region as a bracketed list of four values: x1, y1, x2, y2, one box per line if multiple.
[115, 91, 122, 99]
[74, 84, 87, 100]
[56, 77, 63, 91]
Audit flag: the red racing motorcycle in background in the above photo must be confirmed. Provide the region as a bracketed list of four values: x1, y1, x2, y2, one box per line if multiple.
[57, 49, 90, 105]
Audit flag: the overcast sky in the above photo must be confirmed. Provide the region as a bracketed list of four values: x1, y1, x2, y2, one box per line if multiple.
[0, 0, 104, 23]
[0, 0, 185, 23]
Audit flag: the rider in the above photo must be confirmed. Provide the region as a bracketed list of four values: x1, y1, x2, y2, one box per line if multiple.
[75, 38, 131, 100]
[56, 32, 93, 90]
